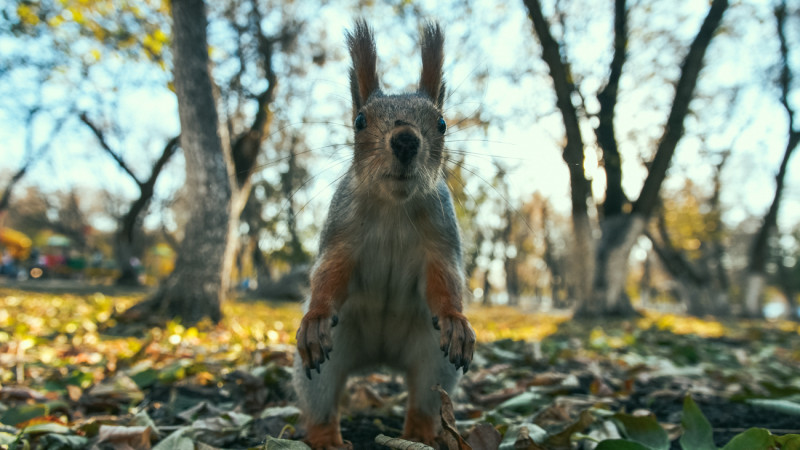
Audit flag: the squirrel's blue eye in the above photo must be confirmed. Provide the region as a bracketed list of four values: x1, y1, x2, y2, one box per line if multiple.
[437, 116, 446, 134]
[354, 112, 367, 131]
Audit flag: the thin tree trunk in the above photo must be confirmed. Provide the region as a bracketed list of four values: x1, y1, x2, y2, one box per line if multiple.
[523, 0, 595, 306]
[596, 0, 628, 219]
[117, 137, 180, 285]
[743, 2, 799, 317]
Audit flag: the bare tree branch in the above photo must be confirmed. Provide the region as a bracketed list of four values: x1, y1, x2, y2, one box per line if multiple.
[79, 112, 143, 186]
[748, 0, 800, 275]
[1, 110, 70, 213]
[595, 0, 628, 218]
[522, 0, 592, 218]
[632, 0, 729, 216]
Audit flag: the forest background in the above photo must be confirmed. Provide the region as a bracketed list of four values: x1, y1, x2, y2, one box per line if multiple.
[1, 0, 800, 448]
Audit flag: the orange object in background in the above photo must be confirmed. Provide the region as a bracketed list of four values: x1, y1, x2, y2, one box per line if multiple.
[0, 227, 32, 260]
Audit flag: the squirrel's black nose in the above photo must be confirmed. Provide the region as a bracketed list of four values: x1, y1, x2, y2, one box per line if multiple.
[390, 131, 419, 166]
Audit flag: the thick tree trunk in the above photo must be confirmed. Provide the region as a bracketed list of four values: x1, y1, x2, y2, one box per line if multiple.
[123, 0, 230, 324]
[575, 214, 643, 317]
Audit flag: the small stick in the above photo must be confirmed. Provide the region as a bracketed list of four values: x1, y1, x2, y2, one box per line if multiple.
[375, 434, 435, 449]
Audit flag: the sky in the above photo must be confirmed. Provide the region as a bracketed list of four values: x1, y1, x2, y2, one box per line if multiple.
[0, 0, 798, 244]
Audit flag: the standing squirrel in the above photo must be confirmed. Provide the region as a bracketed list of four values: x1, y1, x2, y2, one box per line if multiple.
[293, 20, 476, 449]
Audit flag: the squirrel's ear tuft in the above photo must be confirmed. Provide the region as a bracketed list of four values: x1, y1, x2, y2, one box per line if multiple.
[419, 22, 444, 107]
[347, 19, 380, 114]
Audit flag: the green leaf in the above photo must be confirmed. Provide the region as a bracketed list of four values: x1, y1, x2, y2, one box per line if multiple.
[746, 399, 800, 416]
[130, 367, 160, 388]
[37, 434, 90, 450]
[721, 428, 773, 450]
[613, 413, 670, 450]
[261, 435, 311, 449]
[496, 391, 543, 415]
[680, 395, 716, 450]
[0, 432, 17, 445]
[596, 439, 651, 450]
[0, 404, 49, 427]
[21, 422, 70, 435]
[153, 427, 194, 450]
[775, 434, 800, 450]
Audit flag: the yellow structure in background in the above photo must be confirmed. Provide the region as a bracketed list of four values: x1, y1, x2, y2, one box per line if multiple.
[0, 227, 32, 260]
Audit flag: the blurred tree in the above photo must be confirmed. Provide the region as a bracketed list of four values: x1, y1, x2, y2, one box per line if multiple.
[121, 0, 304, 323]
[122, 0, 230, 323]
[79, 114, 179, 285]
[771, 228, 800, 320]
[522, 0, 730, 317]
[646, 146, 732, 316]
[0, 108, 67, 218]
[743, 1, 800, 317]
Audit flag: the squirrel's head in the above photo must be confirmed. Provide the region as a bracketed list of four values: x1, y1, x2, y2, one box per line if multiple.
[346, 20, 447, 203]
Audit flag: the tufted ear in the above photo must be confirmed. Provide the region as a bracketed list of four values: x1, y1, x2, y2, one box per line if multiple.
[419, 22, 445, 108]
[346, 19, 380, 116]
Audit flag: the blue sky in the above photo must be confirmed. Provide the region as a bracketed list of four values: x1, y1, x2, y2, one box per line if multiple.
[1, 0, 798, 241]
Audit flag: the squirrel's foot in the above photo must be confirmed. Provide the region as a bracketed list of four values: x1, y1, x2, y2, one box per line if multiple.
[434, 313, 476, 373]
[296, 313, 338, 379]
[402, 409, 437, 447]
[304, 421, 351, 450]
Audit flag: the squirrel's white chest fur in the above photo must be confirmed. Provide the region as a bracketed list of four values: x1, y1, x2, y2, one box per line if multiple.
[337, 203, 436, 367]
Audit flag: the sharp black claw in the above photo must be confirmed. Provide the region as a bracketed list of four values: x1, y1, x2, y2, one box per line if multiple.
[432, 316, 440, 330]
[305, 367, 312, 380]
[331, 315, 339, 327]
[315, 360, 321, 374]
[463, 361, 471, 374]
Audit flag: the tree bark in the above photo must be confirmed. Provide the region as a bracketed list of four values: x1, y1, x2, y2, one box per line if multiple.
[523, 0, 595, 305]
[583, 0, 727, 317]
[595, 0, 628, 219]
[632, 0, 729, 216]
[743, 2, 799, 317]
[125, 0, 230, 324]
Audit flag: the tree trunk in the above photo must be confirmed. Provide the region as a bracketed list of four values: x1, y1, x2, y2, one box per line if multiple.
[523, 0, 595, 307]
[574, 214, 643, 317]
[743, 3, 799, 318]
[482, 271, 492, 306]
[124, 0, 230, 324]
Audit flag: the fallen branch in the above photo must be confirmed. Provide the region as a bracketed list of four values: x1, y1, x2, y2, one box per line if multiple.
[375, 434, 434, 449]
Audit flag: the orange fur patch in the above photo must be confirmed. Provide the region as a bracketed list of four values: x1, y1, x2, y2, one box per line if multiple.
[308, 245, 353, 316]
[425, 260, 463, 316]
[402, 408, 437, 445]
[306, 420, 345, 449]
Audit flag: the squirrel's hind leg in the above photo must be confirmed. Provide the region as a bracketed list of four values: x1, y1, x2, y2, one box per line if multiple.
[293, 351, 350, 449]
[402, 341, 461, 446]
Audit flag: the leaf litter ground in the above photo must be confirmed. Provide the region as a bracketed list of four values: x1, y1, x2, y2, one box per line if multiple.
[1, 285, 799, 449]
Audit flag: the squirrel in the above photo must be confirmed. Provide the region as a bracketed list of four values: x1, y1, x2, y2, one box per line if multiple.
[293, 19, 476, 450]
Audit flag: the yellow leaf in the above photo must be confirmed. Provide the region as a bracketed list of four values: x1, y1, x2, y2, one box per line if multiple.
[91, 49, 101, 61]
[16, 4, 40, 26]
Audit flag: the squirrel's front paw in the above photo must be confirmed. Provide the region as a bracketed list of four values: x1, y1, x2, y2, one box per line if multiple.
[434, 313, 476, 373]
[296, 313, 338, 379]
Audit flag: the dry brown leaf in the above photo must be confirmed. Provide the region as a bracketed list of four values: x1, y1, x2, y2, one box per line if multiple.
[435, 385, 472, 450]
[543, 410, 594, 450]
[95, 424, 152, 450]
[465, 423, 501, 450]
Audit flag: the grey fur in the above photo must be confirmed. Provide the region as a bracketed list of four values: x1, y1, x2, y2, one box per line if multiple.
[294, 20, 474, 445]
